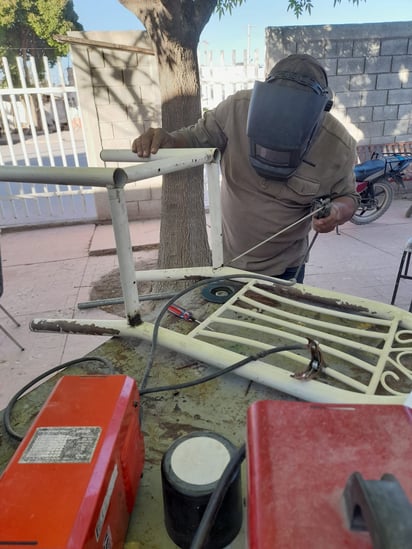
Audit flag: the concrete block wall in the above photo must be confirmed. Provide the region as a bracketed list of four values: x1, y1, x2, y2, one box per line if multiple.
[69, 30, 162, 222]
[266, 22, 412, 146]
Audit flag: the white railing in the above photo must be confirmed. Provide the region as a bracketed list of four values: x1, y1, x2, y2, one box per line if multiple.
[0, 55, 95, 227]
[199, 49, 264, 110]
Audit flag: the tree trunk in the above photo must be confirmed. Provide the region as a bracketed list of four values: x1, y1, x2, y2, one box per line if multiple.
[120, 0, 217, 271]
[157, 43, 211, 270]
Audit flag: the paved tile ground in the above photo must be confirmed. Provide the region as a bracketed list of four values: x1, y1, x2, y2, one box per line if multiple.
[1, 196, 412, 410]
[305, 197, 412, 306]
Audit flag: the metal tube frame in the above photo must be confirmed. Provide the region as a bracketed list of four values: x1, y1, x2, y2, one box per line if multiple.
[4, 149, 411, 404]
[0, 148, 236, 333]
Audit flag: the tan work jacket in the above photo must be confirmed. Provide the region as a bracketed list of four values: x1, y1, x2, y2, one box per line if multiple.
[172, 89, 358, 276]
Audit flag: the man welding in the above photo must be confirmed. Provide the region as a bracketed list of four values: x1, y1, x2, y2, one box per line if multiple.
[132, 54, 359, 283]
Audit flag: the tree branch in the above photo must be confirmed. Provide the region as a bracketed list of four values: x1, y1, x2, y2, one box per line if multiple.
[160, 0, 217, 34]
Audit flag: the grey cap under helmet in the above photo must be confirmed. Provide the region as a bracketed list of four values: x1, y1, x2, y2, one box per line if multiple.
[268, 54, 329, 89]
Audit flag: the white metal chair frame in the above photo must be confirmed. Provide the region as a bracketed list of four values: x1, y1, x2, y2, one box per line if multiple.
[391, 237, 412, 312]
[0, 232, 24, 351]
[0, 149, 411, 404]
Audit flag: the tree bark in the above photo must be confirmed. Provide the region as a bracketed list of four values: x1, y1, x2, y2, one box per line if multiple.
[156, 43, 211, 270]
[120, 0, 217, 270]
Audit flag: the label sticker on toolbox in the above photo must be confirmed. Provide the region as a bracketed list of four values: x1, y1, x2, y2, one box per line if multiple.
[19, 426, 101, 463]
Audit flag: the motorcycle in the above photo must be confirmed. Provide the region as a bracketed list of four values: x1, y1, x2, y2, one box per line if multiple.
[351, 152, 412, 224]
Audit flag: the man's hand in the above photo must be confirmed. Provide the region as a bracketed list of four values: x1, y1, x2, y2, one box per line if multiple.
[312, 197, 357, 233]
[131, 128, 178, 157]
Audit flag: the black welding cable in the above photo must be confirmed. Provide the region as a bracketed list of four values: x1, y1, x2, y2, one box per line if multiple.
[3, 356, 115, 442]
[139, 273, 295, 392]
[139, 344, 304, 396]
[190, 443, 247, 549]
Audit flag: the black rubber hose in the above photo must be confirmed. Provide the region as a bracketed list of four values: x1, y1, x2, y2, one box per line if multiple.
[140, 273, 294, 391]
[190, 443, 247, 549]
[139, 344, 303, 396]
[3, 356, 115, 442]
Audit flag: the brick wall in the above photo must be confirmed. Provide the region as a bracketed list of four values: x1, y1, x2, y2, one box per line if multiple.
[266, 21, 412, 146]
[69, 30, 162, 222]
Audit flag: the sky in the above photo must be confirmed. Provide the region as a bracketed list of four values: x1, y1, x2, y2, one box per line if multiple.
[71, 0, 412, 56]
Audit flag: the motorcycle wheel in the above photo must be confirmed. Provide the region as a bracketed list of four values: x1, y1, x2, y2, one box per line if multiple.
[350, 178, 394, 225]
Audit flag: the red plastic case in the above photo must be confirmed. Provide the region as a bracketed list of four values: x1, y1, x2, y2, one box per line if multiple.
[247, 401, 412, 549]
[0, 375, 144, 548]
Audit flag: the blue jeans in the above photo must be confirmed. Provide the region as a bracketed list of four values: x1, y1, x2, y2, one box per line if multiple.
[273, 265, 305, 283]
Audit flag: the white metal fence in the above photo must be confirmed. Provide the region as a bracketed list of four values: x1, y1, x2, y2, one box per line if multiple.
[199, 49, 264, 110]
[0, 55, 95, 227]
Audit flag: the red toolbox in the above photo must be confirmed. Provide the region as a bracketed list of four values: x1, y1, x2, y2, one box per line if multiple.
[247, 401, 412, 548]
[0, 375, 144, 548]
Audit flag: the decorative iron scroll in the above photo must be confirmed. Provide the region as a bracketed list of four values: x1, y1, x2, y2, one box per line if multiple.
[189, 281, 412, 398]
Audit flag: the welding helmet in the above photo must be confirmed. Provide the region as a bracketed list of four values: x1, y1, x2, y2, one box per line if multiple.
[247, 54, 333, 180]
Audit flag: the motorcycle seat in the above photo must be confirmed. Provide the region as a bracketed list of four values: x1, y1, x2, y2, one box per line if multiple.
[354, 159, 386, 181]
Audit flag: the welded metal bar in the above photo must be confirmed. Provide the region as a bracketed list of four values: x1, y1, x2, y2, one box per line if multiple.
[367, 318, 400, 395]
[0, 166, 113, 187]
[102, 147, 223, 266]
[113, 148, 219, 186]
[106, 149, 220, 324]
[28, 316, 406, 405]
[249, 283, 395, 324]
[100, 148, 211, 163]
[107, 186, 141, 325]
[0, 149, 220, 189]
[206, 160, 224, 268]
[77, 291, 177, 310]
[133, 265, 265, 281]
[5, 148, 226, 326]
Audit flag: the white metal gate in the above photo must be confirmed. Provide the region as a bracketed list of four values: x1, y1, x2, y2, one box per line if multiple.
[0, 55, 96, 227]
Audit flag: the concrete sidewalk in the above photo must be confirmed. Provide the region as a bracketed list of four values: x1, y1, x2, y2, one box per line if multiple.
[1, 197, 411, 410]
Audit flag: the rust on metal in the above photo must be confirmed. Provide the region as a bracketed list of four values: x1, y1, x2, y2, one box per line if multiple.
[128, 313, 142, 327]
[30, 320, 120, 336]
[291, 338, 325, 380]
[254, 284, 372, 315]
